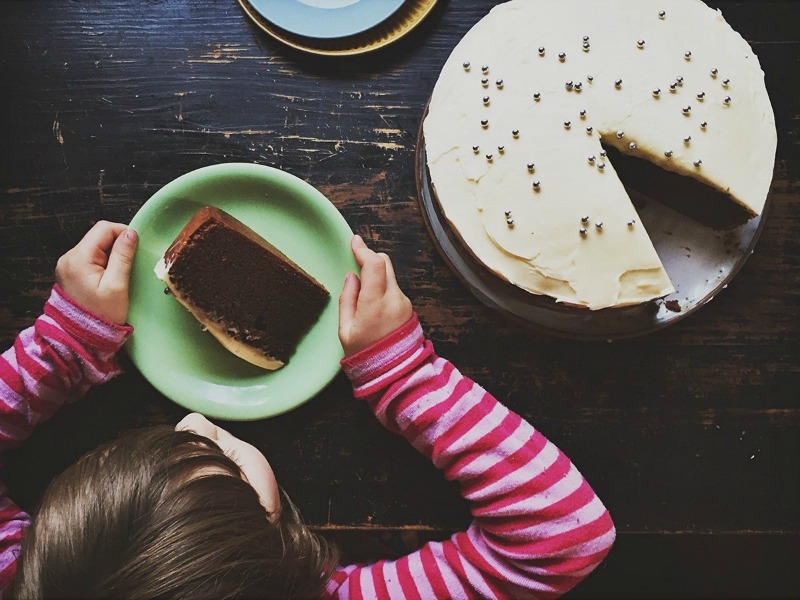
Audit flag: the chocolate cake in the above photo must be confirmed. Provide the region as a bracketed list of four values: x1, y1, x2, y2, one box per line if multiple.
[155, 206, 329, 370]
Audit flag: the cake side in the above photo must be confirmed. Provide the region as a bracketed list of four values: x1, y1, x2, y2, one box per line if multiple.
[422, 0, 776, 310]
[156, 207, 330, 370]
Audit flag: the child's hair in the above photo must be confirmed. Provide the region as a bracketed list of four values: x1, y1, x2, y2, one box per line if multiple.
[8, 425, 338, 599]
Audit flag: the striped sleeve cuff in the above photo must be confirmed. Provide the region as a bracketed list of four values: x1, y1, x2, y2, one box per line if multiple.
[340, 314, 430, 398]
[45, 284, 133, 353]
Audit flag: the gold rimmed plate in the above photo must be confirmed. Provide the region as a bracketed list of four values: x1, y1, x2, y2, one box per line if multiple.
[246, 0, 407, 40]
[238, 0, 438, 56]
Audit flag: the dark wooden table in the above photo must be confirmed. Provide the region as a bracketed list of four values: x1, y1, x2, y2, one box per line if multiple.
[1, 1, 798, 597]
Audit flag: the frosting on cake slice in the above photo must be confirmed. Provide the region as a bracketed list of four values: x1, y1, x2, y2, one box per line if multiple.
[156, 206, 330, 370]
[423, 0, 776, 310]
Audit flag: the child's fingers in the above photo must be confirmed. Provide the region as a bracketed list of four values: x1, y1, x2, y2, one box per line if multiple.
[338, 272, 361, 333]
[358, 253, 389, 300]
[351, 234, 375, 268]
[378, 253, 400, 289]
[103, 229, 138, 291]
[350, 236, 390, 300]
[75, 221, 128, 261]
[176, 412, 215, 436]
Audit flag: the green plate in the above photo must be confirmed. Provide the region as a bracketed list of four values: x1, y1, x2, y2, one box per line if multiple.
[126, 163, 356, 420]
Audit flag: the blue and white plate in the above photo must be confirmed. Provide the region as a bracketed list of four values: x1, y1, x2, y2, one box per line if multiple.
[247, 0, 407, 39]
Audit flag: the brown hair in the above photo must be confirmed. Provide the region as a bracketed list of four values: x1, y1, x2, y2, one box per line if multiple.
[8, 426, 338, 599]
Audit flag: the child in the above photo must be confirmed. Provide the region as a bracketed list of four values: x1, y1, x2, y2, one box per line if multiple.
[1, 222, 615, 598]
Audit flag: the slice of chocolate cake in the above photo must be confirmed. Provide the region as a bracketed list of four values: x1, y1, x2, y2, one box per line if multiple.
[155, 206, 329, 370]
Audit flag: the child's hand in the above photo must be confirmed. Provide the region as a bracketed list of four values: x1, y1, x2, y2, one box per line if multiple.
[339, 235, 413, 357]
[55, 221, 138, 325]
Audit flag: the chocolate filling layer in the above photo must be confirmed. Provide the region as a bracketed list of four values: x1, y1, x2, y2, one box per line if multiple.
[603, 144, 755, 230]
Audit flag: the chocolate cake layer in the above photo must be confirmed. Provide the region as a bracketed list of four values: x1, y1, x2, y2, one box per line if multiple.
[603, 145, 755, 230]
[163, 207, 329, 365]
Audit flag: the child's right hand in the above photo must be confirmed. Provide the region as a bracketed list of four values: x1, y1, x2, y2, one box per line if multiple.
[338, 235, 413, 357]
[55, 221, 138, 325]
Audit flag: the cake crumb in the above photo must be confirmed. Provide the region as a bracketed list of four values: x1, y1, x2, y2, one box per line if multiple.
[665, 300, 682, 313]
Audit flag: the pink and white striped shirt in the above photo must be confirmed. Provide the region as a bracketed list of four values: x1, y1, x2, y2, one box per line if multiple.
[0, 285, 132, 591]
[0, 290, 614, 598]
[327, 315, 615, 599]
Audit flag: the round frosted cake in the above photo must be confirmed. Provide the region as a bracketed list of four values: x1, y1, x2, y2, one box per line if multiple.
[423, 0, 776, 310]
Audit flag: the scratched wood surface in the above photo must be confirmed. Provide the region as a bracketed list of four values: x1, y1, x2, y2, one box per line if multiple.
[0, 1, 798, 596]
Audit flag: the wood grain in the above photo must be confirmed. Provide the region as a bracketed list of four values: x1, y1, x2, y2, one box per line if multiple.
[0, 1, 798, 594]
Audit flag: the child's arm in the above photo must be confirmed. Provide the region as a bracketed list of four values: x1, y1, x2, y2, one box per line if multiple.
[327, 236, 615, 599]
[0, 221, 137, 445]
[0, 222, 136, 588]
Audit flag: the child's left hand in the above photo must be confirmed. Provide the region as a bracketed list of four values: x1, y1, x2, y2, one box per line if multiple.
[55, 221, 138, 325]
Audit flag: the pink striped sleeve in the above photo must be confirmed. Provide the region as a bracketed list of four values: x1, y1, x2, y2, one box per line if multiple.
[326, 314, 615, 599]
[0, 284, 132, 449]
[0, 285, 133, 592]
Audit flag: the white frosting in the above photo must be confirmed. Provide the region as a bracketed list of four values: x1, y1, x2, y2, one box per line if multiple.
[155, 259, 285, 371]
[423, 0, 776, 310]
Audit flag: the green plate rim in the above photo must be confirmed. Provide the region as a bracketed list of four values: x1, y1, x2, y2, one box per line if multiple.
[126, 162, 356, 420]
